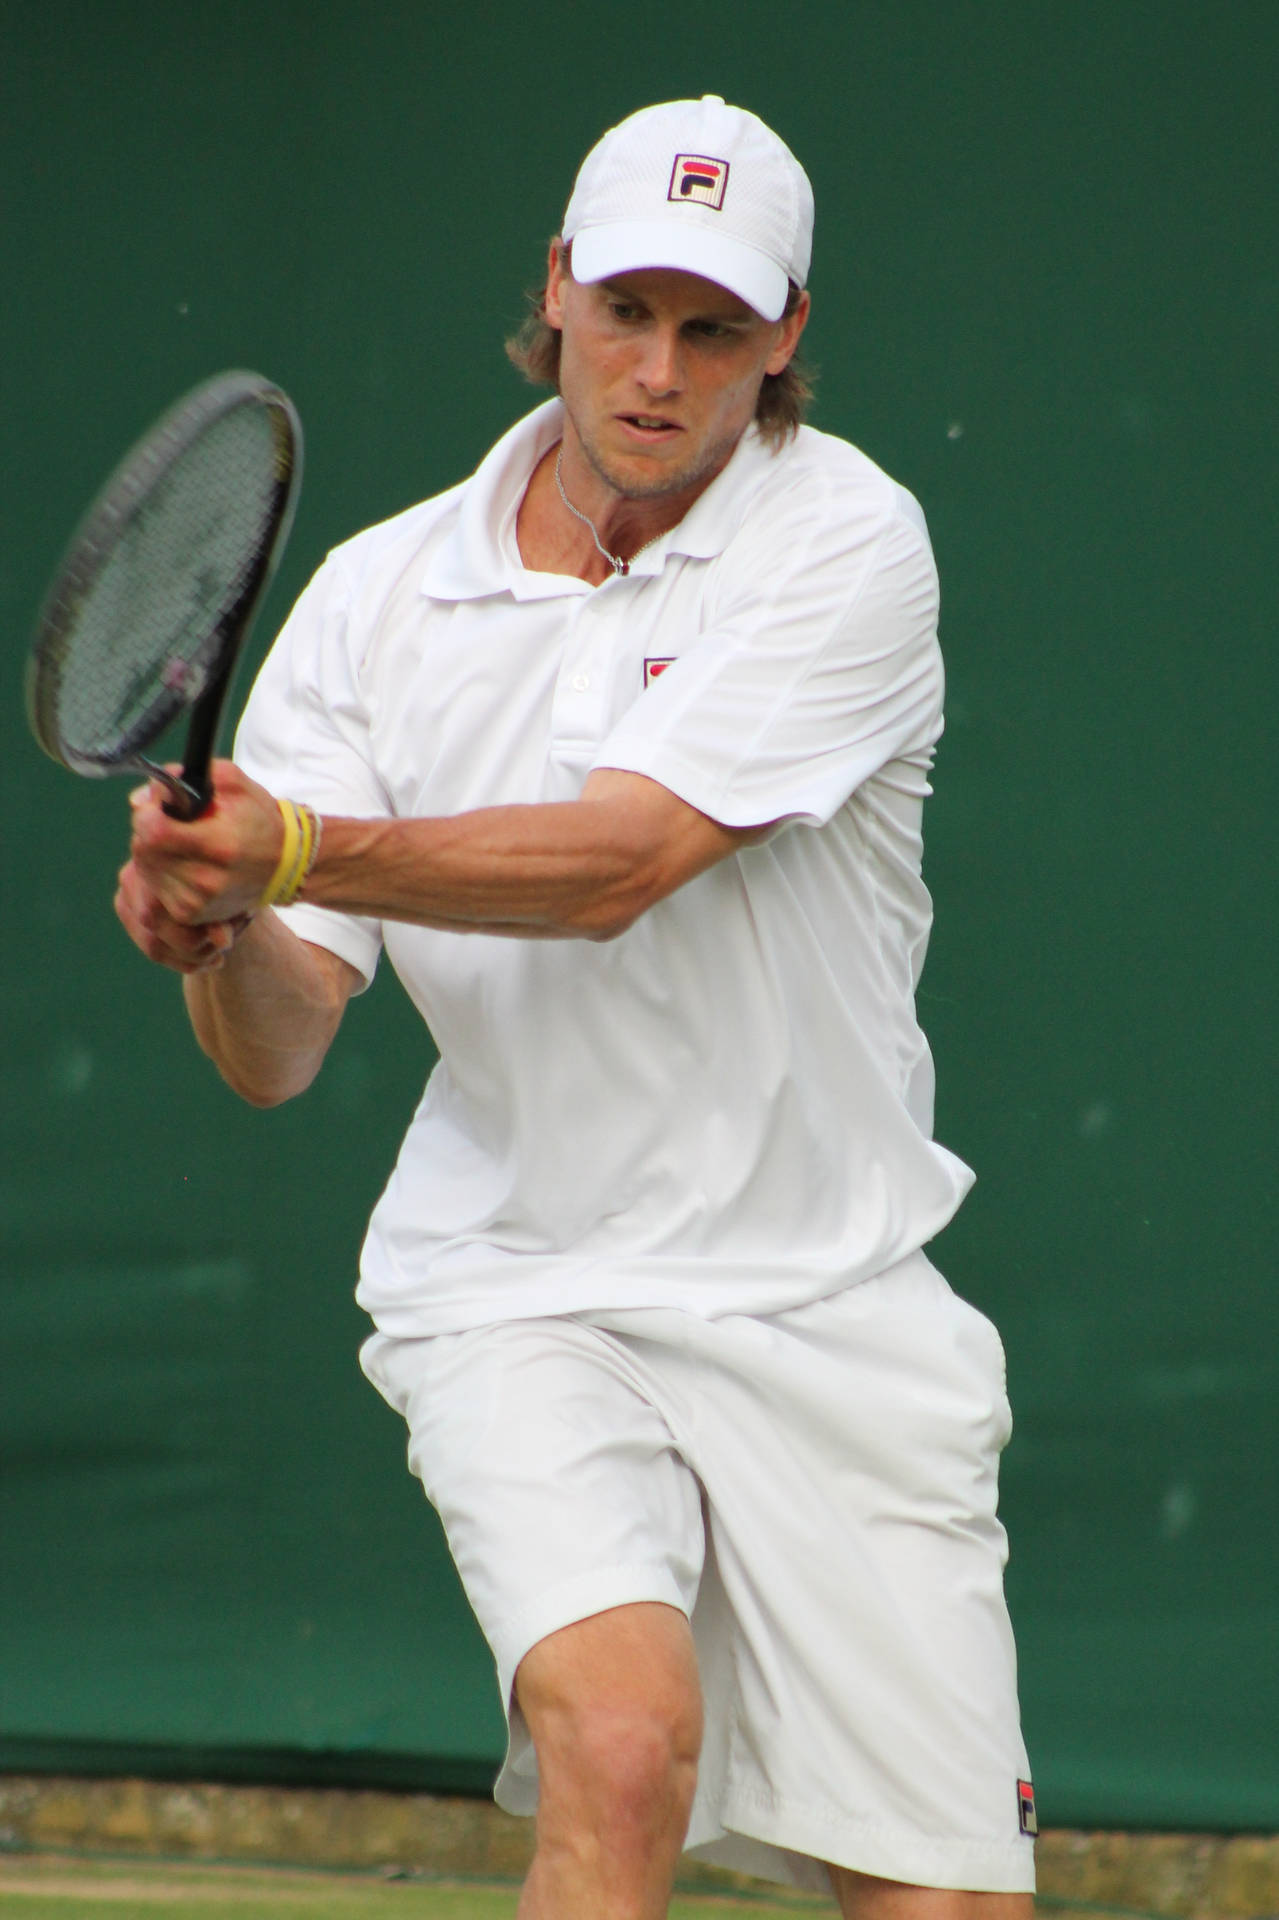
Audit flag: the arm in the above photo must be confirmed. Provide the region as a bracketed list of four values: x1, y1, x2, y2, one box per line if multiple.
[127, 759, 771, 944]
[119, 758, 765, 1102]
[115, 832, 362, 1108]
[180, 916, 362, 1107]
[301, 767, 762, 938]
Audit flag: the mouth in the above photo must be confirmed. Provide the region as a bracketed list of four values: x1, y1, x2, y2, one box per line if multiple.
[617, 413, 682, 441]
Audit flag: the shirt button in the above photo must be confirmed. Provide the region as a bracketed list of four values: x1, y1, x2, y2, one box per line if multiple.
[571, 673, 590, 691]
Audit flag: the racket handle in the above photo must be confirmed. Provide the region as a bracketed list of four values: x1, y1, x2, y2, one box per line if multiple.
[164, 608, 243, 819]
[137, 758, 212, 820]
[162, 779, 212, 821]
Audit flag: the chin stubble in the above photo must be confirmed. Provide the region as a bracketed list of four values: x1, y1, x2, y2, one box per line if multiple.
[576, 422, 743, 503]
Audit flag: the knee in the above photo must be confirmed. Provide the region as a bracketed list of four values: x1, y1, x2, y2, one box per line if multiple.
[523, 1670, 702, 1835]
[563, 1692, 701, 1828]
[516, 1603, 702, 1842]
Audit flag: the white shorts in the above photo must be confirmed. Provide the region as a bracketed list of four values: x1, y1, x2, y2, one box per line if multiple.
[360, 1251, 1035, 1895]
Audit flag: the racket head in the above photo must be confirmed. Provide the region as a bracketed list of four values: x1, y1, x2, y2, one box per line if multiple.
[26, 370, 302, 804]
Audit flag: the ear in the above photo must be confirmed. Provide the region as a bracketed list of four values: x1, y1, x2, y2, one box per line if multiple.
[544, 238, 570, 331]
[764, 288, 811, 377]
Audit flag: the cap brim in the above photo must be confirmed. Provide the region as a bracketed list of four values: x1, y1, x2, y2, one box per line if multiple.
[569, 219, 789, 321]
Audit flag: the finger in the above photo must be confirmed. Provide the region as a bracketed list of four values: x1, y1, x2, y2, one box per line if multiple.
[116, 864, 228, 971]
[130, 924, 225, 974]
[130, 766, 181, 812]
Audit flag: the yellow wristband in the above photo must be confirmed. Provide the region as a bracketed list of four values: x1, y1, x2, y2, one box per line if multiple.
[260, 799, 302, 908]
[260, 800, 323, 909]
[276, 802, 322, 906]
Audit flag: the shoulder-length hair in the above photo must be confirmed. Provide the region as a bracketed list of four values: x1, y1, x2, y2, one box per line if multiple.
[504, 242, 814, 451]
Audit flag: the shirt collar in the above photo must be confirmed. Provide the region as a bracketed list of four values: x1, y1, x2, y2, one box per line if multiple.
[418, 398, 779, 602]
[419, 401, 571, 603]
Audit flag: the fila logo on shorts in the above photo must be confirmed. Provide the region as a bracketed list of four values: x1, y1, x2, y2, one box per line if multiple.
[1017, 1779, 1038, 1837]
[644, 657, 675, 688]
[669, 154, 730, 209]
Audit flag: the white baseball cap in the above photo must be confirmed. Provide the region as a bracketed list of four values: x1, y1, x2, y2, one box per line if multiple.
[562, 95, 813, 323]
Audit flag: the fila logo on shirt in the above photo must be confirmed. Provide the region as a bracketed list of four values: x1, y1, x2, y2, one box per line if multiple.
[668, 154, 730, 209]
[644, 657, 675, 688]
[1017, 1779, 1038, 1837]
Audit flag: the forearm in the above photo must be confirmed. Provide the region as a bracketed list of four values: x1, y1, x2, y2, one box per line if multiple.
[297, 798, 688, 940]
[182, 912, 356, 1107]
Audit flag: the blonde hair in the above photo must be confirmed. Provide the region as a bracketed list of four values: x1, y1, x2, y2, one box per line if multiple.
[504, 243, 814, 450]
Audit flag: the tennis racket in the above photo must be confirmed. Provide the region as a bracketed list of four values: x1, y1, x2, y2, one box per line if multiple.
[26, 369, 302, 820]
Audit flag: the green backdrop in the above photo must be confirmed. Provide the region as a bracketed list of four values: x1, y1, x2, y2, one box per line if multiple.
[2, 1, 1275, 1831]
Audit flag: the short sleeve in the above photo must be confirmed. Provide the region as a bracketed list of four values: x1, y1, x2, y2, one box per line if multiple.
[234, 553, 388, 986]
[592, 473, 943, 830]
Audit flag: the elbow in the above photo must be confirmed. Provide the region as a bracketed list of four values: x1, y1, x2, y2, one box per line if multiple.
[217, 1050, 325, 1108]
[196, 1035, 323, 1109]
[570, 833, 720, 938]
[582, 913, 639, 943]
[568, 874, 662, 943]
[229, 1076, 299, 1110]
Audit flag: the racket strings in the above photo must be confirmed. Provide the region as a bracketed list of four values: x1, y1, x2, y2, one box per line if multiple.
[52, 403, 285, 760]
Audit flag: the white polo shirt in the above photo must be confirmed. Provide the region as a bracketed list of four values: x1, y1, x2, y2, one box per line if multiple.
[235, 399, 974, 1334]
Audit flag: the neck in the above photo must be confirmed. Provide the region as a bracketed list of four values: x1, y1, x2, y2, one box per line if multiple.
[555, 448, 665, 577]
[516, 437, 694, 587]
[554, 423, 710, 564]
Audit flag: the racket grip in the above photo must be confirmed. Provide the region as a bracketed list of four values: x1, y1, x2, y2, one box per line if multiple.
[162, 781, 212, 821]
[138, 758, 212, 820]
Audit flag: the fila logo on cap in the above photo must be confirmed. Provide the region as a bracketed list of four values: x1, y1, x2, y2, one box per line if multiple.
[669, 154, 730, 210]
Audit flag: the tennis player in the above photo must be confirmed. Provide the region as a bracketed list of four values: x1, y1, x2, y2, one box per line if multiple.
[117, 96, 1036, 1920]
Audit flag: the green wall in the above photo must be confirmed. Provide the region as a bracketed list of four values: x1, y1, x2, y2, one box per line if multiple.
[2, 2, 1276, 1829]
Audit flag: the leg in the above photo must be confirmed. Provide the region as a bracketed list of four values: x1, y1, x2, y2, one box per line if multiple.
[623, 1273, 1035, 1901]
[828, 1866, 1035, 1920]
[514, 1601, 702, 1920]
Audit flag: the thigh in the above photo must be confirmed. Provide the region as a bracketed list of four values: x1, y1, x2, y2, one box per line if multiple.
[360, 1320, 707, 1756]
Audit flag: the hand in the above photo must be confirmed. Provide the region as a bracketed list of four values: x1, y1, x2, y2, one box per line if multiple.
[115, 858, 253, 974]
[127, 759, 285, 927]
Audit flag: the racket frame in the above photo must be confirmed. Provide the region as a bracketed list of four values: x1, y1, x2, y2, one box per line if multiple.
[26, 370, 302, 819]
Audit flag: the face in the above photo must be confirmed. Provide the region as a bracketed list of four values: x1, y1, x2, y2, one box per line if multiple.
[545, 244, 809, 506]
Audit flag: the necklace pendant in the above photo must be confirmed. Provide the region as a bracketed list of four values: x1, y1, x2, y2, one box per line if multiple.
[614, 556, 629, 577]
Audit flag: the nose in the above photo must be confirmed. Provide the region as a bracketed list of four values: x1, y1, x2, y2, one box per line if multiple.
[635, 323, 683, 397]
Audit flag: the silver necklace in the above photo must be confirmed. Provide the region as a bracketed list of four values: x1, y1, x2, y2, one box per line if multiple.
[554, 447, 661, 578]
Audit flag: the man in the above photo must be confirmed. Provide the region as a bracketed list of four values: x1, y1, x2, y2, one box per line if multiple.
[117, 96, 1035, 1920]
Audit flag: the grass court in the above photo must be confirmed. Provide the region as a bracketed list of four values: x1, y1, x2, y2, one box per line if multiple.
[0, 1853, 1156, 1918]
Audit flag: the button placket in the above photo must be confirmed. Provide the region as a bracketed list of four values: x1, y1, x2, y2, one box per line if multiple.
[554, 587, 625, 748]
[549, 592, 612, 757]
